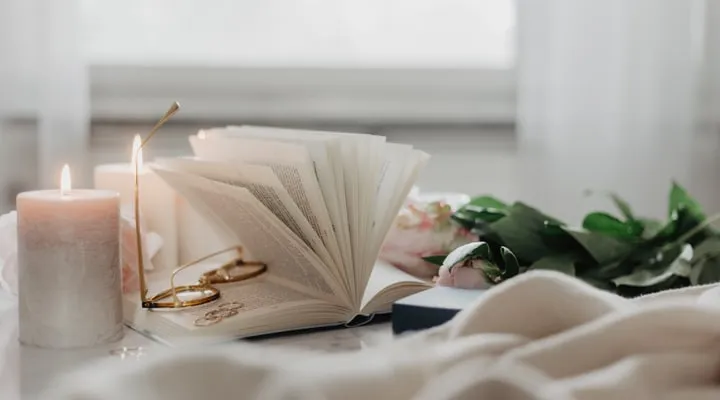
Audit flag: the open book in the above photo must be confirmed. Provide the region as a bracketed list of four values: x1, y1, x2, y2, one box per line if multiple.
[124, 125, 433, 344]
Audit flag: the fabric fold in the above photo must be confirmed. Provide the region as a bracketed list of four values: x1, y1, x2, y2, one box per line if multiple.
[44, 271, 720, 400]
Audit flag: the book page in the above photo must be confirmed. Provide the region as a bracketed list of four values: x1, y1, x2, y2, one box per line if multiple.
[189, 135, 344, 282]
[124, 274, 351, 343]
[152, 167, 350, 307]
[373, 144, 414, 220]
[151, 278, 323, 331]
[360, 260, 432, 316]
[370, 148, 431, 259]
[370, 149, 430, 259]
[214, 127, 397, 308]
[329, 133, 386, 305]
[202, 127, 353, 293]
[221, 127, 378, 271]
[189, 127, 430, 312]
[354, 136, 386, 298]
[211, 125, 353, 265]
[156, 157, 337, 281]
[350, 147, 431, 304]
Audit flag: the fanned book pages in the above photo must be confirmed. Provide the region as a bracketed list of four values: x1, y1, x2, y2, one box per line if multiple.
[124, 126, 432, 345]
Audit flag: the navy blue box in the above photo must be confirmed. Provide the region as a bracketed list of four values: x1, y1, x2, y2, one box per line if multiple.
[391, 286, 485, 334]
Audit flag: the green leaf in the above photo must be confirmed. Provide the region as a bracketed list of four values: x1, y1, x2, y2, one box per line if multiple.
[583, 191, 643, 236]
[691, 237, 720, 263]
[582, 212, 637, 240]
[609, 243, 686, 292]
[528, 254, 577, 276]
[466, 196, 508, 210]
[584, 190, 635, 220]
[562, 228, 633, 265]
[609, 193, 635, 222]
[639, 218, 664, 239]
[499, 246, 520, 279]
[690, 257, 720, 285]
[616, 275, 690, 298]
[485, 202, 557, 263]
[450, 213, 476, 230]
[456, 205, 507, 223]
[441, 241, 492, 269]
[454, 198, 509, 230]
[669, 181, 706, 220]
[481, 262, 503, 283]
[609, 243, 683, 290]
[473, 241, 493, 260]
[612, 244, 693, 287]
[542, 221, 567, 236]
[647, 207, 705, 245]
[579, 261, 626, 281]
[422, 255, 447, 266]
[688, 237, 720, 285]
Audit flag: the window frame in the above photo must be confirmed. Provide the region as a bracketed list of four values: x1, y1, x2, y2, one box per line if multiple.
[90, 65, 516, 125]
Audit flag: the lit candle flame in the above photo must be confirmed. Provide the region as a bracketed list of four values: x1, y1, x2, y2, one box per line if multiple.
[60, 164, 71, 195]
[131, 134, 143, 171]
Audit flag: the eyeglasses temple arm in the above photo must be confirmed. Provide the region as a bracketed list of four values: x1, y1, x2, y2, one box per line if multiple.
[140, 102, 180, 149]
[134, 101, 181, 303]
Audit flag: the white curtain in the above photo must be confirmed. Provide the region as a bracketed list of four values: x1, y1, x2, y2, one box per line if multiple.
[0, 0, 89, 208]
[516, 0, 719, 223]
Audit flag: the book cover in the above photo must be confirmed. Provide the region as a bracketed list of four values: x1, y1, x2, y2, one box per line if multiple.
[391, 286, 484, 334]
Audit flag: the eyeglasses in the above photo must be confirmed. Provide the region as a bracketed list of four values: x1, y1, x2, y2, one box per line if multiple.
[133, 102, 267, 309]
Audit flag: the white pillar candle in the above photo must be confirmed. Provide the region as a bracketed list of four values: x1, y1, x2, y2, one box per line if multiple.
[18, 165, 123, 348]
[93, 135, 178, 272]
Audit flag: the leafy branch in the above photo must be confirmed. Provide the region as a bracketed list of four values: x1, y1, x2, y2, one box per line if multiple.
[424, 182, 720, 297]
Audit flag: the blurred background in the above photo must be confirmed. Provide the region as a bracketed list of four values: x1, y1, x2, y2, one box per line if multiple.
[0, 0, 718, 223]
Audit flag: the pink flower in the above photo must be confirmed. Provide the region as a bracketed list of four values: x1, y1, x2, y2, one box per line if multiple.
[379, 191, 473, 278]
[435, 260, 491, 289]
[380, 227, 448, 278]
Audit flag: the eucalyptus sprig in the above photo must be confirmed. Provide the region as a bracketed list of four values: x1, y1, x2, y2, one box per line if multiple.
[424, 182, 720, 297]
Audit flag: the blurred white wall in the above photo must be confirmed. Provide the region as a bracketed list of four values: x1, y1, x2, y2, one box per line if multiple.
[81, 0, 515, 68]
[0, 0, 517, 211]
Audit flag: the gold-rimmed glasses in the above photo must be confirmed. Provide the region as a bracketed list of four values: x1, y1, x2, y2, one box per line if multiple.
[133, 102, 267, 309]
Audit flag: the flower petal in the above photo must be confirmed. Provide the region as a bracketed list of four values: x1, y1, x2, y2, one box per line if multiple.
[435, 265, 455, 287]
[449, 266, 490, 289]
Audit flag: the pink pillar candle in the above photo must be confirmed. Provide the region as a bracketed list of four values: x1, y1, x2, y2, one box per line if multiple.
[17, 189, 123, 348]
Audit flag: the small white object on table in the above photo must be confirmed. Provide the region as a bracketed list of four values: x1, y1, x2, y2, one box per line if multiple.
[16, 165, 123, 349]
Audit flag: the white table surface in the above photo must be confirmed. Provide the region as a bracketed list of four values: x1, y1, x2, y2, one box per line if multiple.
[0, 292, 393, 399]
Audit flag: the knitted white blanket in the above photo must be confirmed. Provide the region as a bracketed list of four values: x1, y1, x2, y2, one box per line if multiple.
[46, 271, 720, 399]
